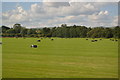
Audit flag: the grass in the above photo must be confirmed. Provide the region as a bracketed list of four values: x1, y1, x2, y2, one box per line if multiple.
[2, 38, 118, 78]
[0, 38, 2, 78]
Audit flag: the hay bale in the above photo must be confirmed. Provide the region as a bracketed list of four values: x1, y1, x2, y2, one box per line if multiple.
[31, 45, 37, 48]
[51, 39, 54, 41]
[37, 40, 41, 42]
[91, 40, 95, 42]
[94, 40, 98, 41]
[112, 39, 114, 41]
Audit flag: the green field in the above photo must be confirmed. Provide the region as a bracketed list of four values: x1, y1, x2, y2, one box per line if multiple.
[0, 38, 2, 79]
[2, 38, 118, 78]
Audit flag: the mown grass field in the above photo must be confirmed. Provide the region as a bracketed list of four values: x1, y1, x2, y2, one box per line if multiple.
[0, 38, 2, 78]
[2, 38, 118, 78]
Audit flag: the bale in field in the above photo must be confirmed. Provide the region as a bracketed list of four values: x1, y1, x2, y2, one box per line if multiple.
[115, 40, 118, 41]
[91, 40, 98, 42]
[86, 39, 88, 40]
[112, 39, 114, 41]
[100, 39, 102, 40]
[110, 39, 114, 41]
[94, 40, 98, 41]
[37, 40, 41, 42]
[51, 39, 54, 41]
[31, 45, 37, 48]
[0, 42, 2, 44]
[91, 40, 95, 42]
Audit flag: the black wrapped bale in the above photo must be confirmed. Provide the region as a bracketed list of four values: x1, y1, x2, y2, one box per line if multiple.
[31, 45, 37, 48]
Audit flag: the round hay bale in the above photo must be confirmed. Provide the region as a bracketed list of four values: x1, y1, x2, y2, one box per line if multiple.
[37, 40, 41, 42]
[31, 45, 37, 48]
[51, 39, 54, 41]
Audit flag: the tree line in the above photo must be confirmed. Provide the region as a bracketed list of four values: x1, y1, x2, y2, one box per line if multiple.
[1, 23, 120, 38]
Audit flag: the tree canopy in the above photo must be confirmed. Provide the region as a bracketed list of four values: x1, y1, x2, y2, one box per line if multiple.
[1, 24, 120, 38]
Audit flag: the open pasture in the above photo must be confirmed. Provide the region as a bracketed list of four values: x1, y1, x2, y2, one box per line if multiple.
[0, 38, 2, 78]
[2, 38, 118, 78]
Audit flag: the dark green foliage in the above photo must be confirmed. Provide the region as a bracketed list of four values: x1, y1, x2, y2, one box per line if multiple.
[104, 28, 113, 38]
[20, 28, 28, 37]
[1, 23, 120, 38]
[2, 26, 10, 33]
[113, 26, 120, 38]
[6, 28, 15, 34]
[42, 27, 51, 37]
[87, 27, 105, 38]
[13, 23, 22, 33]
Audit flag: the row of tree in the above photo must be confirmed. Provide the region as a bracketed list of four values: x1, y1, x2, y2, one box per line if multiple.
[1, 23, 120, 38]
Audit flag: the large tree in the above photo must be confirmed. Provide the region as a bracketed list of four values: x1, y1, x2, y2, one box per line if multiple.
[113, 26, 120, 38]
[13, 23, 22, 33]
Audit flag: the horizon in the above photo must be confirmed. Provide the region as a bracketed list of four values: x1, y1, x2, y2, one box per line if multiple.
[2, 23, 118, 29]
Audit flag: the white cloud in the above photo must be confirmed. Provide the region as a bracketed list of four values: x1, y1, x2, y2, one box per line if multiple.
[111, 16, 118, 26]
[2, 6, 28, 23]
[88, 11, 109, 21]
[98, 11, 108, 15]
[2, 2, 118, 28]
[43, 2, 70, 7]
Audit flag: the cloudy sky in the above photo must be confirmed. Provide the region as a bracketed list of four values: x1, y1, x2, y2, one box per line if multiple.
[2, 1, 118, 28]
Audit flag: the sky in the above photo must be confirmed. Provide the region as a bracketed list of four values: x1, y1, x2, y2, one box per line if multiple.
[2, 1, 118, 28]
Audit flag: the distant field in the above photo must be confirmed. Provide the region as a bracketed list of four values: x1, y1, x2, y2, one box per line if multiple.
[2, 38, 118, 78]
